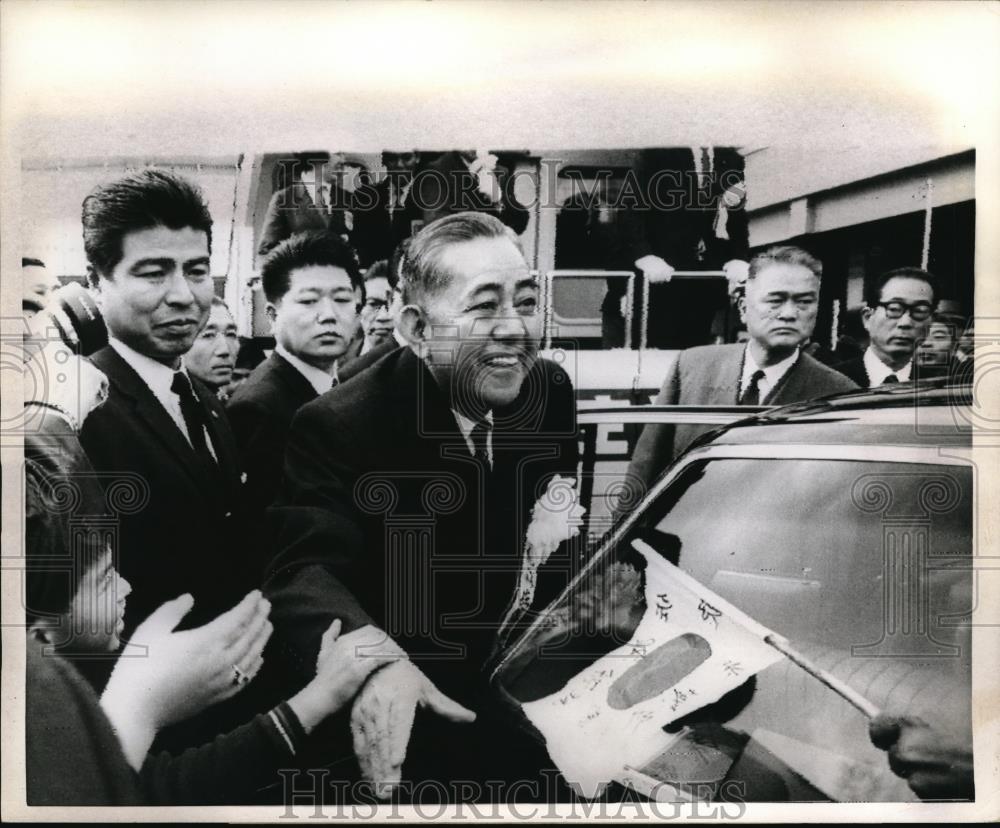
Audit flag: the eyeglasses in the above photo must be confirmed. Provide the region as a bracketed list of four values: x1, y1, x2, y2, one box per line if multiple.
[875, 301, 934, 321]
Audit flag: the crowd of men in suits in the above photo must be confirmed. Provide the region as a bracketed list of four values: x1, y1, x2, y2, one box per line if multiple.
[20, 159, 975, 806]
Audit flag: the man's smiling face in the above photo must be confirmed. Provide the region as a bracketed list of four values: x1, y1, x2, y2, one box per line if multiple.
[416, 236, 540, 414]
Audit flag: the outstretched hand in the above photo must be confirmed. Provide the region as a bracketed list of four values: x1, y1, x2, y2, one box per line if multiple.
[869, 713, 974, 800]
[102, 590, 272, 739]
[350, 660, 476, 799]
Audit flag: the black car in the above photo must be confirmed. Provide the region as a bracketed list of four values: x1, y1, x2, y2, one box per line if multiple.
[493, 380, 974, 803]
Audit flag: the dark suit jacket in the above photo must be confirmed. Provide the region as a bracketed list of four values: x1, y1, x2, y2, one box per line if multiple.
[833, 356, 873, 388]
[226, 352, 319, 515]
[263, 349, 577, 783]
[257, 182, 353, 256]
[78, 346, 250, 631]
[336, 337, 399, 384]
[266, 348, 578, 686]
[628, 344, 859, 493]
[349, 177, 425, 266]
[835, 356, 925, 388]
[410, 151, 529, 235]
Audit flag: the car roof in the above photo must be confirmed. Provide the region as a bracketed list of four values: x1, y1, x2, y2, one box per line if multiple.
[695, 378, 973, 450]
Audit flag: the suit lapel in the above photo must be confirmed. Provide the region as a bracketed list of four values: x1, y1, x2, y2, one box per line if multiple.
[94, 347, 217, 496]
[386, 351, 488, 505]
[768, 352, 809, 405]
[271, 353, 319, 408]
[708, 345, 745, 404]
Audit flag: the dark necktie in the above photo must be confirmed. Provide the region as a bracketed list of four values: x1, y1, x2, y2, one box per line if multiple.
[740, 369, 766, 406]
[470, 421, 492, 469]
[882, 374, 899, 385]
[171, 372, 216, 468]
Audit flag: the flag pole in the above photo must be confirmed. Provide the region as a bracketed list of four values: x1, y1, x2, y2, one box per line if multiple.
[764, 634, 880, 719]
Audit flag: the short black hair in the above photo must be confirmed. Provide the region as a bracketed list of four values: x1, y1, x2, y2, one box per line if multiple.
[864, 266, 938, 308]
[260, 231, 363, 304]
[364, 259, 398, 290]
[81, 169, 213, 282]
[22, 257, 46, 268]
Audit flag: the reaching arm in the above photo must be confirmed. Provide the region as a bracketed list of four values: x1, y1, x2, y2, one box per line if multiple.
[263, 401, 376, 682]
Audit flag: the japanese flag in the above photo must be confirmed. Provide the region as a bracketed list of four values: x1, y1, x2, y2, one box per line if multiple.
[521, 539, 782, 796]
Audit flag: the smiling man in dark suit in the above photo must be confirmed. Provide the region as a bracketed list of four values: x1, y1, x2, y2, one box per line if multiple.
[78, 169, 251, 633]
[265, 212, 578, 798]
[627, 244, 858, 497]
[227, 231, 363, 513]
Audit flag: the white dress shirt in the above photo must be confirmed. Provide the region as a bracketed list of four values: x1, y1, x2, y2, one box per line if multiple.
[863, 346, 911, 386]
[275, 344, 338, 395]
[108, 337, 217, 458]
[452, 409, 494, 467]
[740, 345, 800, 404]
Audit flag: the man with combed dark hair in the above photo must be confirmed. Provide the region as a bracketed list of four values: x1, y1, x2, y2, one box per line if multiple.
[227, 231, 363, 514]
[834, 266, 938, 387]
[265, 211, 578, 798]
[77, 168, 251, 634]
[626, 244, 858, 495]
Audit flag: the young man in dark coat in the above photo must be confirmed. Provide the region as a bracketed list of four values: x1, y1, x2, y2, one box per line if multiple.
[77, 169, 252, 634]
[227, 231, 363, 514]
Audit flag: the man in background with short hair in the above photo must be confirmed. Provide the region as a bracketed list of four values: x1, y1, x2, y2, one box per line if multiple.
[184, 297, 240, 400]
[627, 244, 858, 495]
[227, 231, 363, 513]
[338, 242, 412, 383]
[834, 266, 938, 387]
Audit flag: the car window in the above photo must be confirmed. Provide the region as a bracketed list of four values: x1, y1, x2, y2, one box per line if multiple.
[499, 457, 972, 703]
[639, 458, 971, 649]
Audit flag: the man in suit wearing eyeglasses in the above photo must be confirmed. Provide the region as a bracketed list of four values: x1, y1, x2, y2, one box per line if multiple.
[835, 267, 938, 388]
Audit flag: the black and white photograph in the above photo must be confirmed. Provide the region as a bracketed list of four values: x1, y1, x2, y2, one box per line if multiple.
[1, 0, 998, 821]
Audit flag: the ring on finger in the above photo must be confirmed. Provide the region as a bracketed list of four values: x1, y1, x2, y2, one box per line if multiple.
[232, 664, 250, 686]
